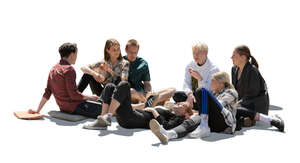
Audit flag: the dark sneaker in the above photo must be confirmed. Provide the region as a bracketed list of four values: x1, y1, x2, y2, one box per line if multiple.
[145, 93, 159, 107]
[83, 119, 107, 130]
[243, 117, 256, 127]
[149, 119, 168, 144]
[271, 114, 284, 132]
[97, 114, 112, 126]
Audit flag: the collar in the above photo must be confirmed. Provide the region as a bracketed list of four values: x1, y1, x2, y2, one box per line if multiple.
[60, 59, 71, 65]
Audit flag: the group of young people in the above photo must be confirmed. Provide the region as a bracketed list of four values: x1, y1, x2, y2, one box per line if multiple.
[28, 39, 284, 144]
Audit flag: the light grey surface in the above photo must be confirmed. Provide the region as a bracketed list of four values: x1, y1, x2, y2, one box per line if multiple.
[48, 110, 88, 122]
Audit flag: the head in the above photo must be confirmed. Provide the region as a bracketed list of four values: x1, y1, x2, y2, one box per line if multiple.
[231, 45, 259, 68]
[192, 42, 208, 65]
[125, 39, 140, 62]
[104, 39, 122, 62]
[59, 43, 78, 65]
[210, 72, 233, 94]
[172, 102, 194, 119]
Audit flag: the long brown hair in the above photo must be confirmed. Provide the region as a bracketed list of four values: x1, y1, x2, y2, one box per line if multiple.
[104, 39, 123, 62]
[235, 45, 259, 68]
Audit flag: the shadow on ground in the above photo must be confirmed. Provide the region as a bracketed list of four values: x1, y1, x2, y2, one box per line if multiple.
[98, 125, 146, 137]
[152, 104, 284, 146]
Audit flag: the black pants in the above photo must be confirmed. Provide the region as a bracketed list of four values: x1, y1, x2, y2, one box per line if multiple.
[173, 115, 201, 138]
[73, 101, 102, 119]
[72, 82, 118, 119]
[172, 88, 229, 137]
[105, 81, 154, 129]
[236, 107, 256, 120]
[77, 74, 104, 96]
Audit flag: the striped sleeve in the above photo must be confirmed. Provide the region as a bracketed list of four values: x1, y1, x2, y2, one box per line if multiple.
[64, 67, 84, 101]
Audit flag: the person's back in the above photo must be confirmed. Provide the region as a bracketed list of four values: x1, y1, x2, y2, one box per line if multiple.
[45, 59, 84, 113]
[28, 43, 101, 119]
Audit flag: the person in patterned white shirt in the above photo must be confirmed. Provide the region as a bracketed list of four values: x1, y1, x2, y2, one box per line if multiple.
[149, 72, 238, 144]
[77, 38, 129, 97]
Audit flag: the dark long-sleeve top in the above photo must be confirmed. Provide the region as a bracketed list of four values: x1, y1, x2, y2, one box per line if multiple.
[231, 62, 269, 114]
[154, 107, 186, 130]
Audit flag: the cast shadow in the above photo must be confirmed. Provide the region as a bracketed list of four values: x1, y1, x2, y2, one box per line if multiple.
[152, 121, 283, 146]
[269, 105, 283, 111]
[98, 125, 146, 137]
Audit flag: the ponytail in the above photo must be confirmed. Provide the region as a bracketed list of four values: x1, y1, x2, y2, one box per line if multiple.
[250, 55, 259, 69]
[235, 45, 259, 69]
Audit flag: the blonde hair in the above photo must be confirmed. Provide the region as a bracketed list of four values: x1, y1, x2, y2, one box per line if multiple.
[192, 42, 208, 52]
[212, 72, 233, 89]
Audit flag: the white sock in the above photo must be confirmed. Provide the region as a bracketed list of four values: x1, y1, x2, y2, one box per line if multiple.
[160, 127, 177, 139]
[200, 114, 209, 127]
[258, 113, 272, 124]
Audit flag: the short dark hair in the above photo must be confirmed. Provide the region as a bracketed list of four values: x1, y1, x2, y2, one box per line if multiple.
[59, 43, 77, 58]
[126, 39, 140, 50]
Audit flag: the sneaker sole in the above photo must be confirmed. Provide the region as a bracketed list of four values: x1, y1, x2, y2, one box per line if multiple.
[275, 114, 284, 132]
[149, 119, 168, 144]
[82, 125, 107, 130]
[189, 130, 210, 138]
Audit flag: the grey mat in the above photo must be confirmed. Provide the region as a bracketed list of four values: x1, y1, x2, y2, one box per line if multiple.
[48, 111, 88, 122]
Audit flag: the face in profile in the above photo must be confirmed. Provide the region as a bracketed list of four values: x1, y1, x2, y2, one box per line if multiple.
[126, 46, 139, 62]
[231, 50, 244, 66]
[193, 48, 207, 65]
[69, 52, 77, 65]
[106, 44, 121, 60]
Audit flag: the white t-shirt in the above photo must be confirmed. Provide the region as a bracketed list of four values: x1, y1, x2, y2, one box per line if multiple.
[183, 58, 219, 94]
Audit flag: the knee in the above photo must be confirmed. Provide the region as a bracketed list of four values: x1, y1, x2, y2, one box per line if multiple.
[195, 88, 207, 96]
[173, 91, 187, 103]
[168, 88, 177, 95]
[104, 83, 116, 91]
[130, 88, 137, 94]
[117, 81, 131, 91]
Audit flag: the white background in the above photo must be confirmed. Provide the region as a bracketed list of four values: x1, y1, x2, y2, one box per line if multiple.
[0, 0, 298, 162]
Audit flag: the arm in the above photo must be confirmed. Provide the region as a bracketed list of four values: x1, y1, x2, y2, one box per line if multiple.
[28, 75, 52, 114]
[132, 103, 146, 110]
[242, 69, 261, 100]
[121, 61, 130, 81]
[81, 62, 105, 83]
[183, 65, 193, 95]
[142, 63, 152, 93]
[28, 97, 48, 114]
[153, 108, 183, 130]
[144, 81, 152, 94]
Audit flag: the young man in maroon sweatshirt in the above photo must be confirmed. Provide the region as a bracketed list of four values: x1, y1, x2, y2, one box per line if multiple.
[28, 43, 102, 119]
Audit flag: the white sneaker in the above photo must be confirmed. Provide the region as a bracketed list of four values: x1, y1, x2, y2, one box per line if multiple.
[149, 119, 168, 144]
[189, 125, 211, 138]
[82, 119, 107, 130]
